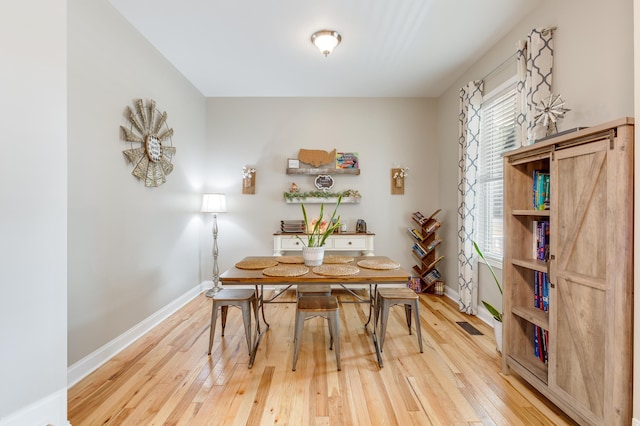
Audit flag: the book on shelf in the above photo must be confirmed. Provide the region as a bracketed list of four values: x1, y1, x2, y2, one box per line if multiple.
[533, 270, 550, 363]
[424, 220, 441, 236]
[533, 325, 548, 364]
[533, 271, 549, 312]
[541, 272, 549, 312]
[433, 280, 444, 296]
[532, 170, 550, 210]
[412, 211, 427, 225]
[424, 238, 441, 252]
[407, 227, 424, 241]
[280, 220, 306, 233]
[532, 220, 550, 261]
[407, 277, 422, 293]
[534, 271, 539, 309]
[422, 268, 441, 284]
[412, 243, 426, 258]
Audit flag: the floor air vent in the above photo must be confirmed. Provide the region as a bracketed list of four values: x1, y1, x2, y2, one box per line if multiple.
[456, 321, 483, 335]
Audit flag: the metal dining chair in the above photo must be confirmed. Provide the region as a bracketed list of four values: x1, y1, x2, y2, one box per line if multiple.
[292, 295, 341, 371]
[207, 288, 257, 356]
[375, 287, 423, 353]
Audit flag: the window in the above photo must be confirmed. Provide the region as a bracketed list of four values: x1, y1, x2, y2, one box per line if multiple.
[477, 78, 517, 262]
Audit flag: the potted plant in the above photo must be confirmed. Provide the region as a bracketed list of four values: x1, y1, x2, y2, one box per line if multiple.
[473, 241, 503, 353]
[298, 195, 343, 266]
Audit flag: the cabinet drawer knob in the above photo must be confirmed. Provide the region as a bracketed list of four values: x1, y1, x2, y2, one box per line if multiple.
[348, 241, 352, 245]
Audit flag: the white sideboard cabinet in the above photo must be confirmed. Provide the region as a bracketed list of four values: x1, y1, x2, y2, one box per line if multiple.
[273, 232, 375, 256]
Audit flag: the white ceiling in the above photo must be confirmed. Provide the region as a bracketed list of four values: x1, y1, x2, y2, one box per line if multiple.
[109, 0, 540, 98]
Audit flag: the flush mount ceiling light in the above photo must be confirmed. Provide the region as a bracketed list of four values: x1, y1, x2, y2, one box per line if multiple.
[311, 30, 342, 57]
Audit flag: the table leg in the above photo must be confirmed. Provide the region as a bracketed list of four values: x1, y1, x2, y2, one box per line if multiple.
[364, 283, 376, 327]
[258, 284, 270, 329]
[249, 284, 268, 369]
[366, 284, 384, 368]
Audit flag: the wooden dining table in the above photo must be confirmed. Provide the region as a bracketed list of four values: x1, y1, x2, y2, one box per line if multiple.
[219, 255, 412, 368]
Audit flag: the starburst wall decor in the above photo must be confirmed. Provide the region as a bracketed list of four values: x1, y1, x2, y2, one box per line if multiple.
[120, 99, 176, 187]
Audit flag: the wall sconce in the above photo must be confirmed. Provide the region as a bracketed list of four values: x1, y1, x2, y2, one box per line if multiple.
[391, 167, 408, 195]
[242, 166, 256, 194]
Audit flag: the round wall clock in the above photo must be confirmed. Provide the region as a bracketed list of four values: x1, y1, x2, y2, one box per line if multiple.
[120, 99, 176, 187]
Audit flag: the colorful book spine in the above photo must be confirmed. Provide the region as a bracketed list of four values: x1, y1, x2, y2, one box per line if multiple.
[408, 228, 423, 241]
[532, 171, 551, 210]
[533, 270, 550, 362]
[532, 220, 550, 261]
[412, 243, 426, 258]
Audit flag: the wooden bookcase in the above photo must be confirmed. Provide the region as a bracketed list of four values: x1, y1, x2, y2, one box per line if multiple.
[407, 209, 444, 293]
[502, 118, 634, 425]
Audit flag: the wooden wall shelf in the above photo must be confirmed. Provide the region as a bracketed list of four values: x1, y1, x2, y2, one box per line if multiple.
[284, 197, 360, 204]
[286, 168, 360, 175]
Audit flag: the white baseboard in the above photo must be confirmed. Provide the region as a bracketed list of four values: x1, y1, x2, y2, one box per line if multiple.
[0, 387, 69, 426]
[67, 282, 207, 388]
[633, 418, 640, 426]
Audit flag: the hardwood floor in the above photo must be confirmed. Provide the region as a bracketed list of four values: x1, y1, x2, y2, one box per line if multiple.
[68, 290, 577, 425]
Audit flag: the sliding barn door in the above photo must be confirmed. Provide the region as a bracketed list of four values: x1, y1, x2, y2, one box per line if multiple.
[548, 129, 633, 425]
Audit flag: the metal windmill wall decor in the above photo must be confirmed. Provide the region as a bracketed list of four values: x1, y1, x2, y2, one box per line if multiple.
[120, 99, 176, 187]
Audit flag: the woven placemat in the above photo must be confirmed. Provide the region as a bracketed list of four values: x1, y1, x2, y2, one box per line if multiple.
[312, 264, 360, 276]
[262, 264, 309, 277]
[357, 259, 401, 270]
[276, 255, 304, 264]
[323, 255, 354, 264]
[235, 258, 278, 270]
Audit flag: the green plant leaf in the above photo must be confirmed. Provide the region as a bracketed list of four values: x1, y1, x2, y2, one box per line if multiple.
[473, 241, 502, 295]
[299, 195, 343, 247]
[473, 240, 503, 322]
[482, 301, 503, 322]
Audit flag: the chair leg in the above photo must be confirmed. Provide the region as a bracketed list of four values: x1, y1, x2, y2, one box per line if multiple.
[327, 315, 334, 350]
[331, 310, 341, 370]
[208, 302, 218, 355]
[241, 302, 252, 356]
[404, 304, 413, 335]
[251, 296, 259, 340]
[292, 311, 305, 371]
[379, 300, 390, 352]
[413, 300, 424, 353]
[374, 292, 382, 333]
[220, 305, 228, 336]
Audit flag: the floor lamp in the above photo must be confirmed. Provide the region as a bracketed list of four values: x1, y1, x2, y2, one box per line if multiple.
[201, 193, 227, 297]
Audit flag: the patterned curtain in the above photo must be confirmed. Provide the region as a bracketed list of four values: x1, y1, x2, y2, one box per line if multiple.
[516, 28, 554, 147]
[457, 80, 483, 315]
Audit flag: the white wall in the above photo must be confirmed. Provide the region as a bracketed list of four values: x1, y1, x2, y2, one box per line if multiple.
[202, 98, 439, 278]
[67, 0, 206, 366]
[437, 0, 634, 311]
[0, 1, 68, 425]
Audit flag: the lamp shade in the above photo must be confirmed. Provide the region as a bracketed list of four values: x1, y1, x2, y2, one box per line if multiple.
[201, 193, 227, 213]
[311, 30, 341, 56]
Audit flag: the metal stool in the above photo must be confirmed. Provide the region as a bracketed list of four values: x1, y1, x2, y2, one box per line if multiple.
[375, 288, 423, 353]
[296, 284, 331, 299]
[207, 288, 257, 356]
[292, 295, 341, 371]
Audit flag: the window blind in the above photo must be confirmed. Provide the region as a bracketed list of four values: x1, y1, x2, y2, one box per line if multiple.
[477, 83, 517, 261]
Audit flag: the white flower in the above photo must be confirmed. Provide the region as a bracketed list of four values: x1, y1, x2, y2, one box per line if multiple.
[393, 168, 408, 179]
[242, 167, 256, 179]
